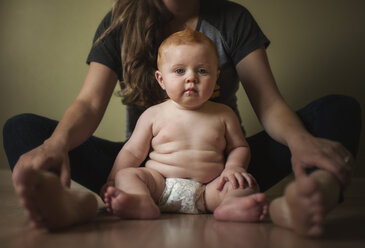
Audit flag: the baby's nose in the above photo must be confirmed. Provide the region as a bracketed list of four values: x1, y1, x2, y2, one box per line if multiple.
[186, 72, 198, 83]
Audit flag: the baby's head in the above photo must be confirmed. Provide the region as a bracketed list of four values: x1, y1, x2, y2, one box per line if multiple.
[155, 28, 220, 109]
[157, 28, 219, 70]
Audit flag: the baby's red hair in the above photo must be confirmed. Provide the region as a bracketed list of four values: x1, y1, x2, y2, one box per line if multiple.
[157, 28, 219, 69]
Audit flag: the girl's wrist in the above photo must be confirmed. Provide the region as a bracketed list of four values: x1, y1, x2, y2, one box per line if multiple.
[43, 134, 69, 153]
[286, 131, 312, 150]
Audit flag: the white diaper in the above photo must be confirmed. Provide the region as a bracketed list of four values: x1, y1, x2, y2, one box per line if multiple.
[158, 178, 206, 214]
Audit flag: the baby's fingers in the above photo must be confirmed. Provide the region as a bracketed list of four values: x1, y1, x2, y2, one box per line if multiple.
[228, 174, 239, 189]
[235, 173, 246, 189]
[216, 177, 227, 191]
[242, 173, 256, 188]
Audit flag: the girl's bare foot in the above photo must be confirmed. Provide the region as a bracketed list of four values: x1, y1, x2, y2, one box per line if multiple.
[269, 177, 325, 237]
[214, 193, 268, 222]
[12, 168, 98, 231]
[104, 186, 160, 219]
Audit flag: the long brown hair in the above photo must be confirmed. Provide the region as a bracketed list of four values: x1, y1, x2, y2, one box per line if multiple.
[96, 0, 173, 107]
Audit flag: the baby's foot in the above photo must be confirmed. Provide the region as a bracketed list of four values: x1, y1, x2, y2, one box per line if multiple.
[214, 193, 268, 222]
[269, 177, 325, 237]
[104, 186, 160, 219]
[12, 168, 98, 230]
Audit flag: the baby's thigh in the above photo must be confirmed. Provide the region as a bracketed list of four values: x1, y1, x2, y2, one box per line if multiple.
[141, 168, 166, 201]
[116, 167, 165, 202]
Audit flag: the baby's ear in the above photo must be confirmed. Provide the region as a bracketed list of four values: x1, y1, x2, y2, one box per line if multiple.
[155, 70, 166, 90]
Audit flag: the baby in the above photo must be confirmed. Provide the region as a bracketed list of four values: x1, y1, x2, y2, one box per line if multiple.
[103, 28, 268, 221]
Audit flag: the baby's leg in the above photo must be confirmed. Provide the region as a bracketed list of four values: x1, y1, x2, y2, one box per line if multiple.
[104, 167, 165, 219]
[12, 168, 98, 230]
[205, 178, 268, 222]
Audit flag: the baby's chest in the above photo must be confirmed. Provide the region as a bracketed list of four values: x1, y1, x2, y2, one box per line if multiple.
[153, 117, 225, 144]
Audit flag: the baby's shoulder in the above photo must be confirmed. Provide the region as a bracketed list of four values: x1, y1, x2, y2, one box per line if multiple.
[205, 101, 235, 114]
[142, 104, 160, 117]
[141, 101, 170, 119]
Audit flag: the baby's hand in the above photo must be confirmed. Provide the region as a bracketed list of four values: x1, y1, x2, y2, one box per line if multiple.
[216, 167, 257, 191]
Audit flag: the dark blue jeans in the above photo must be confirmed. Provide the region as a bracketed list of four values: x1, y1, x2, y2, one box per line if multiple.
[3, 95, 362, 193]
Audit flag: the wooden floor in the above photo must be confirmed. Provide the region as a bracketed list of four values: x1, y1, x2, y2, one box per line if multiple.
[0, 169, 364, 248]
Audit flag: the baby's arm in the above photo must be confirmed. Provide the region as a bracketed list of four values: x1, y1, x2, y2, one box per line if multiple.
[100, 107, 155, 195]
[216, 106, 255, 191]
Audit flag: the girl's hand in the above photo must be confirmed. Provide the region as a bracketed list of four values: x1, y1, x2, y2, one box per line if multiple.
[290, 134, 354, 187]
[216, 167, 257, 191]
[12, 140, 71, 187]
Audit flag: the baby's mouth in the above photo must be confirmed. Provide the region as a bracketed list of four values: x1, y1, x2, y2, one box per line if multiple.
[185, 88, 198, 95]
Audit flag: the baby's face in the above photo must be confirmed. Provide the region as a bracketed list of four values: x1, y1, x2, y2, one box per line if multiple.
[155, 43, 219, 109]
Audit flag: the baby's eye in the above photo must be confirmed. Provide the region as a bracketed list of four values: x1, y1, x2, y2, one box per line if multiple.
[198, 68, 208, 74]
[175, 68, 185, 74]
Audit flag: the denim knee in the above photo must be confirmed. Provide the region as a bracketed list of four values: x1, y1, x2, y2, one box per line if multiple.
[3, 113, 57, 170]
[321, 94, 361, 115]
[4, 113, 30, 139]
[321, 94, 362, 155]
[3, 113, 46, 142]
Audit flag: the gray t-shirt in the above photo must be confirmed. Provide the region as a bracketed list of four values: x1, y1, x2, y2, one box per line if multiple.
[87, 0, 270, 139]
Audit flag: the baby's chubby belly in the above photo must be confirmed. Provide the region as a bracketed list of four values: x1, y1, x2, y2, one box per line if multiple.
[145, 149, 224, 184]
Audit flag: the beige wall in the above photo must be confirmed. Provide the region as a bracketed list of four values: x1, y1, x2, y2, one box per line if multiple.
[1, 0, 364, 176]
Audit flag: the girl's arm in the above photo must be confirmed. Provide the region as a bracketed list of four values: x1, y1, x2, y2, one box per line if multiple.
[52, 62, 118, 150]
[13, 62, 118, 187]
[236, 47, 352, 186]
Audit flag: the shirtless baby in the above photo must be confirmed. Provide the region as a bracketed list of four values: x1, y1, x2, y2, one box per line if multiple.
[103, 28, 268, 221]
